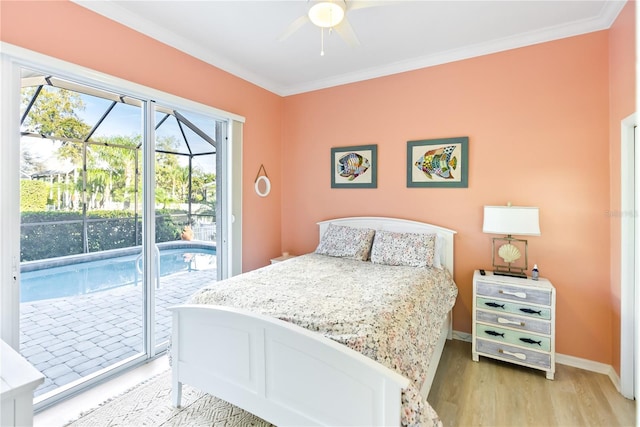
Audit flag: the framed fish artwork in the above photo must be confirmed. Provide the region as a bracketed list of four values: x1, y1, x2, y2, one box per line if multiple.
[331, 144, 378, 188]
[407, 137, 468, 188]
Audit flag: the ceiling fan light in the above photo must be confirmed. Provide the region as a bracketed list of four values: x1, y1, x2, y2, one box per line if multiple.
[308, 1, 345, 28]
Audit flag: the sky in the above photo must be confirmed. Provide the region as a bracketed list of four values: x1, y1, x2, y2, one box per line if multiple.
[22, 87, 218, 175]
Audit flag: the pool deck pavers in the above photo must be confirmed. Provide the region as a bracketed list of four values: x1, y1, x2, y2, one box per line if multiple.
[20, 268, 215, 397]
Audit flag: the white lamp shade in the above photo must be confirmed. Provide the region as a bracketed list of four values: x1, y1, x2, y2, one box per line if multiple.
[483, 206, 541, 236]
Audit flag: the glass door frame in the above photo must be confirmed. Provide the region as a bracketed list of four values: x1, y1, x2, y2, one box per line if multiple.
[143, 100, 157, 358]
[0, 44, 244, 411]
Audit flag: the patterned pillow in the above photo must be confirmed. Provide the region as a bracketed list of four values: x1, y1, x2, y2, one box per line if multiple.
[370, 230, 436, 268]
[315, 224, 375, 261]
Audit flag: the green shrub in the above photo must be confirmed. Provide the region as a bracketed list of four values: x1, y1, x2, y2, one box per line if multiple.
[20, 180, 49, 211]
[21, 209, 184, 261]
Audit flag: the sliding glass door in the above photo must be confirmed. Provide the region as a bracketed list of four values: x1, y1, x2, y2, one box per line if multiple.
[19, 72, 148, 401]
[151, 104, 221, 349]
[15, 67, 225, 408]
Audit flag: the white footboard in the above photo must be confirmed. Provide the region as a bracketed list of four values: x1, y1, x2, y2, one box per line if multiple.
[170, 304, 410, 426]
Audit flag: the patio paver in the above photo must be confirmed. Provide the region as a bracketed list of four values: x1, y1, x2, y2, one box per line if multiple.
[20, 268, 215, 397]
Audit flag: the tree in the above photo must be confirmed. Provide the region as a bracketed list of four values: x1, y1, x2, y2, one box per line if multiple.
[190, 169, 216, 204]
[155, 136, 183, 205]
[89, 136, 140, 209]
[21, 83, 215, 219]
[21, 86, 90, 165]
[21, 86, 85, 179]
[20, 145, 47, 178]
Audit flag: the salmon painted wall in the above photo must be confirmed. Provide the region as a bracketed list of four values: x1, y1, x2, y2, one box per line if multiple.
[0, 0, 283, 272]
[1, 0, 632, 368]
[608, 0, 636, 375]
[282, 32, 613, 363]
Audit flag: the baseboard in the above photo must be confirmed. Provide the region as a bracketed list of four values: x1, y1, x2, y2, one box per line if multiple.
[554, 353, 622, 393]
[451, 330, 622, 394]
[452, 330, 471, 342]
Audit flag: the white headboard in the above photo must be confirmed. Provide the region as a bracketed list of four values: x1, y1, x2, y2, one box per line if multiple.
[317, 216, 457, 275]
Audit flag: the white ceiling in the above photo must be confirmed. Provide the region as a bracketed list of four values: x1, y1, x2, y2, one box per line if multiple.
[74, 0, 626, 96]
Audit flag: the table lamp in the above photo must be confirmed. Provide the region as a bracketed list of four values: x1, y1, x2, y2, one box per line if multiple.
[482, 204, 540, 278]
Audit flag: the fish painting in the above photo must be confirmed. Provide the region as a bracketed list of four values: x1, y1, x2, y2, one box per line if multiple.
[484, 330, 505, 338]
[519, 308, 542, 316]
[337, 153, 370, 181]
[520, 338, 542, 346]
[414, 145, 458, 180]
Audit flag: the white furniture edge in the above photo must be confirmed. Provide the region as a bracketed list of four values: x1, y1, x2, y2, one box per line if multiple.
[171, 305, 409, 426]
[1, 340, 44, 427]
[170, 216, 457, 425]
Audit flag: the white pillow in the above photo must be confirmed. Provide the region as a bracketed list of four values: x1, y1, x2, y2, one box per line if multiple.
[370, 230, 436, 268]
[315, 224, 375, 261]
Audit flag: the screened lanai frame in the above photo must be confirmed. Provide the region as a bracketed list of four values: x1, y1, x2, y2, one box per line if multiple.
[20, 71, 219, 254]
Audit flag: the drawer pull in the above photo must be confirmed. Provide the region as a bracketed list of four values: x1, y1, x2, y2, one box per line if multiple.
[499, 289, 527, 298]
[485, 302, 505, 309]
[498, 317, 525, 327]
[519, 308, 542, 316]
[519, 337, 542, 346]
[499, 349, 526, 360]
[484, 330, 505, 338]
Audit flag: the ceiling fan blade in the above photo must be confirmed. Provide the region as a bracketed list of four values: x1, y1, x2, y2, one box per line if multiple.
[278, 14, 310, 42]
[334, 17, 360, 47]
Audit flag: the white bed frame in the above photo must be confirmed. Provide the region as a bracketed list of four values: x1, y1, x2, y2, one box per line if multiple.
[170, 216, 456, 426]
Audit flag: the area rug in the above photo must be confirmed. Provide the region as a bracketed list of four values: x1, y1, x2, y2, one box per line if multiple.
[65, 370, 273, 426]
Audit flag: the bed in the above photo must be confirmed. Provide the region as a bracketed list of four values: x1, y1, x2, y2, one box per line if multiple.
[170, 216, 457, 426]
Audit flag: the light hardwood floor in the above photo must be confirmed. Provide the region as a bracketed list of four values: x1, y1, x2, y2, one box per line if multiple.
[429, 339, 636, 427]
[36, 338, 636, 426]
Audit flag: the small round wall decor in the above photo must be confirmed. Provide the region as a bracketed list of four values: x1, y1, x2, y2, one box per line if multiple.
[254, 164, 271, 197]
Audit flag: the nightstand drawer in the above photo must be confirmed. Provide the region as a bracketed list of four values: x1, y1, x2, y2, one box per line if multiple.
[476, 281, 551, 305]
[476, 323, 551, 351]
[476, 338, 551, 370]
[475, 310, 551, 335]
[476, 297, 551, 320]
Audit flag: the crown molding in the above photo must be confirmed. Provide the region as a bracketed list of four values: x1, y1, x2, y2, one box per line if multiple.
[281, 0, 627, 95]
[73, 0, 627, 97]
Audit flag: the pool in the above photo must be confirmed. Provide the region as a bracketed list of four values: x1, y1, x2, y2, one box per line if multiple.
[20, 242, 216, 302]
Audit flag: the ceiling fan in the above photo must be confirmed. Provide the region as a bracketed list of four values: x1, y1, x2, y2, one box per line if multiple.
[279, 0, 385, 56]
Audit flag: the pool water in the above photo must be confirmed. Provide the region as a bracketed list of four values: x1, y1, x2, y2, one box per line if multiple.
[20, 248, 216, 302]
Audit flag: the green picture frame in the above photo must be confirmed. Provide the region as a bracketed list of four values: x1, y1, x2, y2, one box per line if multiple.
[331, 144, 377, 189]
[407, 137, 468, 188]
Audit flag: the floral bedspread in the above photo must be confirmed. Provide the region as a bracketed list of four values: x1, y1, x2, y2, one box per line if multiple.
[187, 253, 458, 427]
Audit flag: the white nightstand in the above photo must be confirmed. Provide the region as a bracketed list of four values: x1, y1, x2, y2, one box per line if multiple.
[270, 254, 296, 264]
[472, 270, 556, 379]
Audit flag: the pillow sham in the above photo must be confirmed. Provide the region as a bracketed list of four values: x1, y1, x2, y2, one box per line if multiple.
[370, 230, 436, 268]
[314, 224, 375, 261]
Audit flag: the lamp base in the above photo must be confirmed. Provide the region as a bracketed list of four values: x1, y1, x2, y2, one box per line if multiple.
[493, 270, 527, 279]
